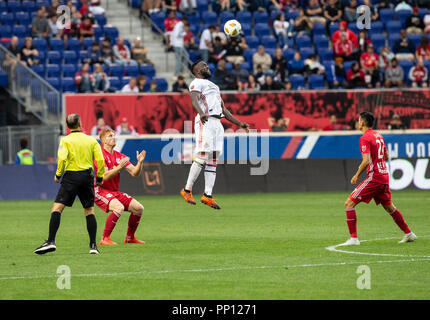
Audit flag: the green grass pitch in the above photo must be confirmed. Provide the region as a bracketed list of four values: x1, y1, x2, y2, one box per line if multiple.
[0, 190, 429, 300]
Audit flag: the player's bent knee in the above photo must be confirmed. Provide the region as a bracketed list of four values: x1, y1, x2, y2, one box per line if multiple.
[110, 202, 125, 215]
[344, 199, 355, 209]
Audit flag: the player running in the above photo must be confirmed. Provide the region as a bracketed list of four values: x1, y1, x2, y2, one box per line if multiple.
[180, 60, 249, 209]
[95, 129, 146, 245]
[341, 111, 416, 246]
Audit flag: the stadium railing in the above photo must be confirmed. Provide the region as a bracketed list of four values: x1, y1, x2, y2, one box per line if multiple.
[0, 44, 61, 126]
[0, 125, 60, 165]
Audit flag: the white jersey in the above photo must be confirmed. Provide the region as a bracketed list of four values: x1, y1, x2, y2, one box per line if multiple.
[189, 78, 223, 119]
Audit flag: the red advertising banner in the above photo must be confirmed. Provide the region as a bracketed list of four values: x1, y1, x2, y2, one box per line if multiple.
[64, 89, 430, 134]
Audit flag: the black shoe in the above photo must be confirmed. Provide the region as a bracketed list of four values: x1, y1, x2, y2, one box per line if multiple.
[34, 240, 56, 255]
[89, 243, 99, 254]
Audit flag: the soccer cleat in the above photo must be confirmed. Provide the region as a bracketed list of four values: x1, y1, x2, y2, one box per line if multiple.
[398, 232, 417, 244]
[200, 194, 221, 210]
[89, 243, 100, 254]
[124, 237, 146, 244]
[337, 238, 360, 246]
[180, 188, 196, 205]
[34, 240, 56, 255]
[98, 237, 117, 245]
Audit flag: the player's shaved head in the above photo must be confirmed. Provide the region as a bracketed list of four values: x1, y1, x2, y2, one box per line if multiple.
[359, 111, 374, 128]
[191, 60, 211, 79]
[66, 113, 81, 130]
[191, 60, 204, 76]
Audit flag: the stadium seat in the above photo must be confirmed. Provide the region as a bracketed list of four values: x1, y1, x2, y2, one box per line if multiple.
[0, 1, 6, 13]
[12, 25, 27, 38]
[286, 10, 300, 20]
[308, 74, 325, 89]
[108, 77, 121, 91]
[419, 8, 430, 19]
[318, 48, 333, 62]
[379, 9, 395, 24]
[48, 51, 62, 64]
[369, 34, 386, 52]
[312, 23, 326, 37]
[46, 64, 61, 78]
[35, 1, 50, 10]
[371, 21, 384, 34]
[243, 49, 256, 66]
[62, 77, 77, 92]
[109, 64, 124, 78]
[283, 48, 296, 61]
[62, 64, 77, 77]
[261, 36, 277, 49]
[188, 50, 201, 62]
[245, 36, 259, 49]
[313, 35, 329, 50]
[329, 22, 339, 36]
[63, 51, 78, 65]
[7, 1, 21, 14]
[254, 23, 270, 35]
[396, 10, 412, 26]
[121, 77, 131, 87]
[201, 11, 218, 25]
[187, 14, 200, 27]
[93, 25, 104, 40]
[388, 33, 401, 50]
[94, 14, 107, 26]
[323, 61, 336, 84]
[344, 60, 356, 72]
[241, 62, 251, 72]
[397, 60, 414, 81]
[50, 38, 65, 52]
[299, 47, 315, 59]
[33, 38, 48, 52]
[15, 12, 30, 26]
[0, 12, 15, 27]
[253, 11, 268, 24]
[220, 11, 234, 25]
[47, 91, 60, 114]
[149, 12, 165, 33]
[289, 74, 306, 90]
[236, 11, 252, 25]
[30, 64, 45, 77]
[196, 0, 208, 16]
[347, 23, 359, 37]
[296, 36, 312, 49]
[386, 21, 402, 35]
[241, 23, 252, 37]
[82, 38, 94, 49]
[104, 26, 119, 40]
[408, 34, 423, 49]
[0, 25, 12, 38]
[30, 78, 43, 101]
[37, 51, 46, 65]
[21, 1, 36, 13]
[140, 65, 156, 78]
[153, 78, 168, 92]
[124, 65, 139, 77]
[78, 50, 88, 62]
[46, 77, 61, 91]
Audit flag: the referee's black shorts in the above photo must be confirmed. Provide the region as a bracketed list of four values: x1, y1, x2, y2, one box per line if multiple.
[55, 169, 95, 208]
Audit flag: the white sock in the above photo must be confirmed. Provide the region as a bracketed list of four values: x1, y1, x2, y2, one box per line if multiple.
[185, 159, 205, 191]
[204, 160, 217, 196]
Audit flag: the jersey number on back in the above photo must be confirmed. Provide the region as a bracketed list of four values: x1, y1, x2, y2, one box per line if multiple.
[375, 138, 384, 159]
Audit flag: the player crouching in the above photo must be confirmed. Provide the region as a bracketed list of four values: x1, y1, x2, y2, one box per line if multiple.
[95, 129, 146, 245]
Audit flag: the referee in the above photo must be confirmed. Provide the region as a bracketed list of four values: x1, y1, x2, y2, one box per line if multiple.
[34, 114, 105, 255]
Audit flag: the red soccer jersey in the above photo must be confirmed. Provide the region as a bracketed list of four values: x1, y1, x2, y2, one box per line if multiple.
[96, 148, 131, 191]
[360, 129, 389, 185]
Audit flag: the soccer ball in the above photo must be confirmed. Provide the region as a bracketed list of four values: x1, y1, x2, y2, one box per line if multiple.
[224, 19, 242, 38]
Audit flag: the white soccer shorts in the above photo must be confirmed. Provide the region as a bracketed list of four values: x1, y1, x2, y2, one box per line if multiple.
[194, 116, 224, 154]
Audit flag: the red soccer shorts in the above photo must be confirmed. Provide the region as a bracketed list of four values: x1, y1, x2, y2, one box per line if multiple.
[95, 187, 134, 212]
[349, 178, 392, 206]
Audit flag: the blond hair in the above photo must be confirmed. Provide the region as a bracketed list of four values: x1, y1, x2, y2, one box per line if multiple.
[99, 128, 115, 143]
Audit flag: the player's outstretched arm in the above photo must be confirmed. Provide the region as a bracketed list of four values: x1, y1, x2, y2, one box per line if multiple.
[126, 150, 146, 177]
[221, 100, 249, 132]
[351, 153, 370, 185]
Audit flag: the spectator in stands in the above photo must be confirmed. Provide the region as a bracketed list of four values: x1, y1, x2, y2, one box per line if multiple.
[362, 0, 379, 22]
[214, 59, 235, 90]
[7, 36, 21, 60]
[209, 36, 226, 64]
[306, 0, 327, 26]
[89, 0, 106, 15]
[244, 74, 260, 92]
[101, 36, 116, 66]
[376, 0, 393, 11]
[393, 29, 416, 61]
[48, 15, 64, 39]
[384, 58, 404, 88]
[211, 25, 227, 44]
[357, 30, 372, 57]
[161, 0, 177, 13]
[346, 62, 366, 88]
[171, 16, 189, 77]
[4, 36, 20, 74]
[323, 115, 348, 131]
[379, 46, 395, 70]
[132, 37, 154, 66]
[91, 118, 111, 136]
[395, 1, 413, 13]
[178, 0, 197, 14]
[116, 117, 138, 135]
[406, 7, 425, 35]
[272, 62, 286, 84]
[334, 32, 355, 61]
[20, 37, 39, 67]
[388, 114, 406, 130]
[113, 37, 139, 66]
[248, 0, 266, 12]
[15, 137, 36, 165]
[141, 0, 162, 16]
[343, 0, 358, 23]
[137, 75, 147, 92]
[92, 63, 110, 93]
[332, 57, 347, 88]
[121, 77, 139, 93]
[324, 0, 342, 29]
[272, 48, 287, 78]
[288, 51, 305, 75]
[79, 16, 95, 42]
[254, 64, 265, 85]
[47, 0, 60, 18]
[332, 21, 358, 52]
[62, 2, 81, 40]
[261, 75, 283, 91]
[425, 12, 430, 34]
[87, 42, 103, 66]
[415, 35, 430, 61]
[269, 117, 289, 132]
[225, 36, 248, 65]
[172, 75, 189, 93]
[149, 80, 160, 92]
[231, 61, 249, 88]
[32, 7, 51, 39]
[183, 24, 197, 51]
[75, 62, 94, 93]
[360, 44, 381, 88]
[269, 0, 298, 14]
[295, 8, 313, 37]
[305, 54, 326, 75]
[273, 13, 292, 50]
[199, 25, 216, 63]
[80, 0, 91, 16]
[164, 10, 180, 51]
[253, 45, 272, 73]
[409, 58, 428, 87]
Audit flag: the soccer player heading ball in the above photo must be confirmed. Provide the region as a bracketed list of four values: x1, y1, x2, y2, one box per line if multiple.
[180, 60, 249, 209]
[341, 111, 416, 246]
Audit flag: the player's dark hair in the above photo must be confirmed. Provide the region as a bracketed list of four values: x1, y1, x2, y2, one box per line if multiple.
[20, 137, 28, 149]
[190, 60, 203, 75]
[360, 111, 374, 128]
[66, 113, 81, 130]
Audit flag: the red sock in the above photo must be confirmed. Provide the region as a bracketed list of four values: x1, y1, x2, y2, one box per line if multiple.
[126, 214, 142, 239]
[103, 211, 121, 239]
[390, 209, 411, 234]
[346, 208, 357, 238]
